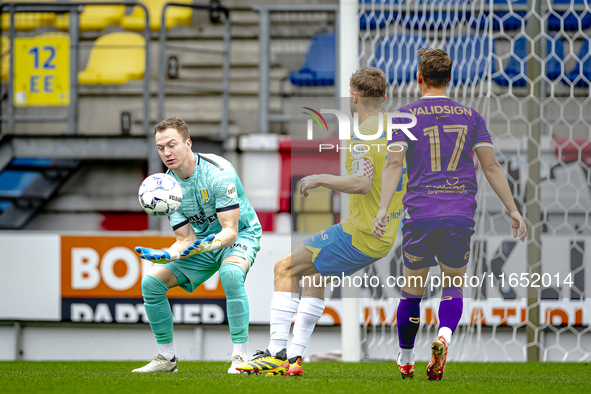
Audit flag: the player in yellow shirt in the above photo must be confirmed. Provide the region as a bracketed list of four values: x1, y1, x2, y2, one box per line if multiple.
[236, 67, 407, 376]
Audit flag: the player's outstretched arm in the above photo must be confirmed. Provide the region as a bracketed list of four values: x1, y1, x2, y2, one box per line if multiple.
[180, 207, 239, 257]
[475, 146, 527, 242]
[373, 145, 406, 238]
[299, 174, 371, 196]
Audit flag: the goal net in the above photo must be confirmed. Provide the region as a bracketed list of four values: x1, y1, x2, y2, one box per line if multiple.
[355, 0, 591, 362]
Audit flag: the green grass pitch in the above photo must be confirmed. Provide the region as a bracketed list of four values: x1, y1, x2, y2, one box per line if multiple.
[1, 361, 589, 394]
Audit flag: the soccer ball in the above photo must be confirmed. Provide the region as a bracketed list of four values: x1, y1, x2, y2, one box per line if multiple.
[138, 173, 183, 217]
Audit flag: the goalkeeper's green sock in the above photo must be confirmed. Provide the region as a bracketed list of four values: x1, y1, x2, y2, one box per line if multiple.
[142, 275, 174, 349]
[219, 263, 249, 346]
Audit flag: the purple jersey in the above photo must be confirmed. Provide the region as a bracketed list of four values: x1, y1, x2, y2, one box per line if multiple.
[387, 97, 493, 220]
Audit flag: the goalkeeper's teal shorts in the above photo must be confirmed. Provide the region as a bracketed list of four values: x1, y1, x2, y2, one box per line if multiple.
[161, 227, 261, 292]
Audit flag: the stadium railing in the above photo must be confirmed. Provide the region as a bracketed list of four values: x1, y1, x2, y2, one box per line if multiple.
[253, 3, 340, 135]
[0, 1, 151, 138]
[156, 1, 232, 139]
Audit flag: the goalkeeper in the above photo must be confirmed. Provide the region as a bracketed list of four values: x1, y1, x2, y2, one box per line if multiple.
[132, 117, 261, 374]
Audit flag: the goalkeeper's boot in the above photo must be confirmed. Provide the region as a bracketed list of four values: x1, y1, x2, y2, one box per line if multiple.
[426, 336, 448, 381]
[284, 356, 303, 376]
[235, 349, 288, 375]
[132, 354, 178, 373]
[396, 352, 414, 379]
[228, 354, 247, 374]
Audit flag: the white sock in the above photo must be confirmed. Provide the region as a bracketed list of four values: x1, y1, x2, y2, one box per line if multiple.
[268, 291, 300, 356]
[233, 343, 247, 358]
[157, 342, 175, 361]
[288, 297, 325, 359]
[399, 348, 415, 365]
[438, 326, 453, 344]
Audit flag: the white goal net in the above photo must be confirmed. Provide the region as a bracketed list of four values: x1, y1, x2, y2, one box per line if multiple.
[355, 0, 591, 362]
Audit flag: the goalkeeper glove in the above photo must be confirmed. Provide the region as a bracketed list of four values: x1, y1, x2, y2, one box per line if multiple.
[134, 247, 180, 264]
[180, 234, 221, 257]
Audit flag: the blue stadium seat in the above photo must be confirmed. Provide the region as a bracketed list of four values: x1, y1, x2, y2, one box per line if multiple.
[373, 34, 428, 84]
[405, 0, 471, 30]
[290, 32, 335, 86]
[0, 201, 11, 214]
[563, 38, 591, 87]
[444, 34, 489, 84]
[359, 0, 395, 30]
[10, 158, 53, 167]
[0, 170, 41, 198]
[492, 36, 564, 87]
[548, 0, 591, 31]
[472, 0, 526, 31]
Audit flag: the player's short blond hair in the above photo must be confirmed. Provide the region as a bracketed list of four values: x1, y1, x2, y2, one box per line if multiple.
[349, 67, 387, 108]
[154, 117, 190, 141]
[416, 48, 452, 88]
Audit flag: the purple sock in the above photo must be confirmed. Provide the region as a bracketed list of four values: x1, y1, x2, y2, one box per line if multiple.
[438, 286, 463, 333]
[397, 290, 422, 349]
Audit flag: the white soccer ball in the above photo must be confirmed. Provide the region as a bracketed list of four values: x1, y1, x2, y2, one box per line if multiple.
[138, 173, 183, 217]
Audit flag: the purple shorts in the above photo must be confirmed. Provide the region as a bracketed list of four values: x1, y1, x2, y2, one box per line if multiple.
[402, 217, 475, 269]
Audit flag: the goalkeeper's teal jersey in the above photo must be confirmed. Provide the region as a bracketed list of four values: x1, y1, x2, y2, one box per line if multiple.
[167, 153, 261, 238]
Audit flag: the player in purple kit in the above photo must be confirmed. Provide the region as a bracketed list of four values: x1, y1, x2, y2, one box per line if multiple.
[373, 49, 527, 381]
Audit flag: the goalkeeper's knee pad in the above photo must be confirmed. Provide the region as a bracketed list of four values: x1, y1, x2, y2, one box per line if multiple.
[141, 274, 169, 302]
[219, 263, 249, 344]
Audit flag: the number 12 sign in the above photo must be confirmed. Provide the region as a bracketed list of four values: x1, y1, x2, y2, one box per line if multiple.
[14, 36, 70, 106]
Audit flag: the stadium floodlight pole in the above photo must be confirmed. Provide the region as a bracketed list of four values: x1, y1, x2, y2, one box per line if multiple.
[339, 0, 361, 363]
[525, 0, 542, 362]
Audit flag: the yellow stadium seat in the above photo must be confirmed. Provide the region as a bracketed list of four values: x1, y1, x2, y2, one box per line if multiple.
[292, 184, 333, 213]
[121, 0, 192, 32]
[296, 213, 335, 233]
[1, 36, 8, 82]
[55, 4, 125, 32]
[78, 32, 145, 84]
[1, 0, 56, 32]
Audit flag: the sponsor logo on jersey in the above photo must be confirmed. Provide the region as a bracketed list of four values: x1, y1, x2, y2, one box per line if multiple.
[351, 144, 369, 159]
[232, 242, 248, 251]
[226, 183, 237, 199]
[200, 188, 210, 203]
[187, 210, 217, 226]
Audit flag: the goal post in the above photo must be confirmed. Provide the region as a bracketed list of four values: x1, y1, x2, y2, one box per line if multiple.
[339, 0, 361, 363]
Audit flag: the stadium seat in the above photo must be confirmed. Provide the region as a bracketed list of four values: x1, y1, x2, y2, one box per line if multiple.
[563, 38, 591, 87]
[78, 32, 145, 84]
[1, 0, 56, 32]
[404, 0, 472, 30]
[472, 0, 526, 31]
[0, 170, 40, 198]
[548, 0, 591, 31]
[120, 0, 192, 32]
[373, 34, 428, 84]
[492, 36, 564, 87]
[359, 0, 396, 30]
[1, 36, 9, 82]
[55, 3, 125, 32]
[290, 32, 335, 86]
[444, 34, 489, 85]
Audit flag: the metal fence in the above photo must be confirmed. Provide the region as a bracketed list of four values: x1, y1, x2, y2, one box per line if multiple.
[157, 2, 231, 139]
[253, 3, 340, 134]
